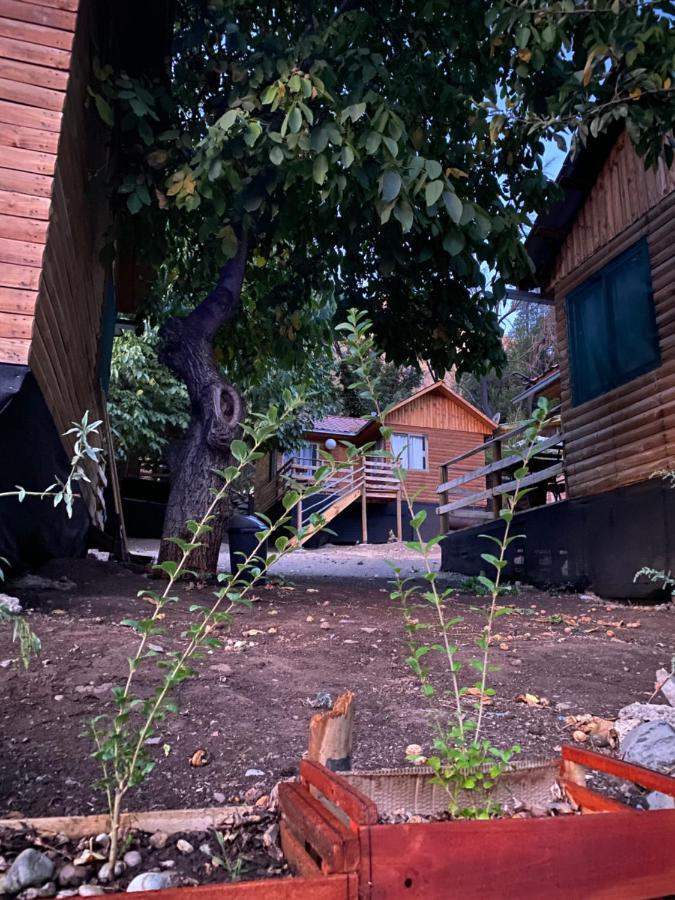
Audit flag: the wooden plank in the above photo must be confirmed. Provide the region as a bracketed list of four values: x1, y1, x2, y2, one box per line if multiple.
[0, 235, 44, 266]
[561, 780, 632, 814]
[562, 745, 675, 797]
[300, 760, 378, 828]
[0, 333, 28, 362]
[0, 212, 47, 242]
[23, 0, 79, 13]
[0, 309, 32, 338]
[0, 15, 73, 51]
[0, 32, 71, 68]
[0, 187, 50, 218]
[0, 166, 53, 197]
[0, 56, 68, 90]
[0, 120, 59, 153]
[0, 75, 66, 111]
[105, 876, 357, 900]
[437, 433, 564, 493]
[0, 143, 55, 175]
[438, 463, 564, 515]
[0, 0, 76, 32]
[0, 98, 61, 132]
[0, 286, 36, 313]
[440, 411, 562, 468]
[280, 820, 323, 878]
[278, 782, 359, 874]
[366, 810, 675, 899]
[0, 261, 39, 288]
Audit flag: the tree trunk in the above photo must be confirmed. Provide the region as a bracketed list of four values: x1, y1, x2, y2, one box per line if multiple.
[157, 237, 248, 572]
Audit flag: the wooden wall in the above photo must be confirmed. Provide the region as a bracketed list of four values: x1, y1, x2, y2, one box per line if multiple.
[0, 0, 110, 525]
[549, 134, 675, 499]
[0, 0, 76, 365]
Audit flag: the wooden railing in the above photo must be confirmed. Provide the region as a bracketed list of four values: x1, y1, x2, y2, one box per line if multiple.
[437, 412, 565, 532]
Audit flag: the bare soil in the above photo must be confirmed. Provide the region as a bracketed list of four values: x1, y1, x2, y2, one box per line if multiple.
[1, 557, 672, 819]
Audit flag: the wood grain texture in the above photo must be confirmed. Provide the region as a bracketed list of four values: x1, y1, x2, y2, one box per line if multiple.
[0, 55, 68, 89]
[0, 333, 28, 361]
[0, 1, 76, 33]
[0, 187, 49, 217]
[0, 15, 73, 51]
[0, 32, 71, 67]
[0, 120, 60, 153]
[0, 285, 36, 313]
[0, 213, 48, 243]
[105, 877, 358, 900]
[0, 74, 66, 110]
[363, 811, 675, 899]
[0, 97, 61, 131]
[278, 783, 359, 874]
[549, 136, 675, 499]
[0, 308, 33, 338]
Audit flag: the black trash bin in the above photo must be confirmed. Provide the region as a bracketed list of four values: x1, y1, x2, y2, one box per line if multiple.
[227, 514, 268, 582]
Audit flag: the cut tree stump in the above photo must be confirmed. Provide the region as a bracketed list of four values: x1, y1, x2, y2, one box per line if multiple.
[308, 691, 354, 772]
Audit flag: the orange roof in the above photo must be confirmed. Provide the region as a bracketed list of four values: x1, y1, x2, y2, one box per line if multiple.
[385, 381, 496, 431]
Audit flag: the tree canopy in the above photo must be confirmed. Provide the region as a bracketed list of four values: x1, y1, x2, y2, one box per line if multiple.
[98, 0, 674, 381]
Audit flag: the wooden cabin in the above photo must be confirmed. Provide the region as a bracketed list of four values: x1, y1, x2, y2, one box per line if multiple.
[0, 0, 169, 568]
[254, 381, 495, 544]
[440, 128, 675, 598]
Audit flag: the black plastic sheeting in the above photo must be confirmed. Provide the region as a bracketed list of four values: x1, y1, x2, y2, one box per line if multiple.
[0, 365, 89, 572]
[440, 476, 675, 600]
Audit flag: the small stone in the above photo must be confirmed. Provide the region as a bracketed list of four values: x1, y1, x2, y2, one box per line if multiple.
[244, 787, 263, 803]
[5, 850, 55, 893]
[255, 795, 270, 808]
[56, 893, 77, 899]
[209, 664, 232, 676]
[93, 836, 109, 852]
[158, 862, 174, 870]
[212, 792, 226, 804]
[20, 888, 40, 900]
[122, 852, 141, 869]
[78, 887, 104, 897]
[126, 873, 172, 893]
[175, 840, 193, 855]
[147, 644, 164, 653]
[529, 805, 549, 818]
[97, 862, 123, 884]
[53, 696, 64, 702]
[198, 844, 211, 858]
[646, 790, 675, 810]
[621, 720, 675, 773]
[148, 832, 168, 850]
[57, 866, 87, 889]
[245, 768, 264, 777]
[319, 622, 331, 630]
[0, 660, 11, 668]
[37, 885, 56, 899]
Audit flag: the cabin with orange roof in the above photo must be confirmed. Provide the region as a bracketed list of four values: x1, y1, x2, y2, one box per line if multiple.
[254, 381, 495, 543]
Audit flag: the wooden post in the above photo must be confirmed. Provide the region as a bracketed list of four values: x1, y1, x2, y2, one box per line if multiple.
[396, 489, 403, 542]
[361, 483, 368, 544]
[439, 463, 448, 534]
[491, 434, 503, 519]
[308, 691, 355, 772]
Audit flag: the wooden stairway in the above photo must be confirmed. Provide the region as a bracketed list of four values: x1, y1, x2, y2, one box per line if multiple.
[289, 483, 363, 548]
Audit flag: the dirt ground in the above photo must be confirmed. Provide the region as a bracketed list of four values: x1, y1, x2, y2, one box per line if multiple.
[1, 555, 672, 819]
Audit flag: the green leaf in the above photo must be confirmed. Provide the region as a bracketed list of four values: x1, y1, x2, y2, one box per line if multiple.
[288, 107, 302, 134]
[443, 231, 465, 256]
[425, 159, 442, 179]
[394, 200, 414, 232]
[313, 154, 329, 185]
[230, 439, 248, 462]
[365, 131, 381, 155]
[220, 225, 238, 259]
[269, 145, 284, 165]
[311, 126, 329, 153]
[443, 191, 463, 224]
[425, 179, 444, 207]
[382, 170, 402, 202]
[341, 145, 355, 168]
[94, 94, 114, 127]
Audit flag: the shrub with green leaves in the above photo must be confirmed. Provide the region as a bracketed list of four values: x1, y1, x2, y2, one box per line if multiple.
[340, 308, 551, 818]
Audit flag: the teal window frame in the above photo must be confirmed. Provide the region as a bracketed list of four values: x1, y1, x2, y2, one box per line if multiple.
[566, 239, 660, 406]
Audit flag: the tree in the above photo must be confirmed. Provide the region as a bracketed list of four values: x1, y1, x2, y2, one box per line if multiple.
[97, 0, 674, 570]
[335, 355, 423, 418]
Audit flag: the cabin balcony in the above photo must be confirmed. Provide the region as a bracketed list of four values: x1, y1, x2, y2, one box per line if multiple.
[436, 411, 566, 531]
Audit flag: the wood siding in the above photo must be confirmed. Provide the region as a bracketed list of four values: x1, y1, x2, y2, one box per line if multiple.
[549, 135, 675, 499]
[0, 0, 110, 525]
[0, 0, 76, 363]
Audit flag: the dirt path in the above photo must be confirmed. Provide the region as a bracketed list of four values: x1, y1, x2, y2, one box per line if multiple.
[0, 557, 671, 818]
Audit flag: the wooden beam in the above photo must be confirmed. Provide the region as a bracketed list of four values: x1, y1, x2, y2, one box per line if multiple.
[360, 483, 367, 544]
[396, 490, 402, 541]
[308, 691, 355, 773]
[437, 463, 564, 515]
[0, 15, 74, 52]
[0, 1, 77, 33]
[0, 33, 71, 69]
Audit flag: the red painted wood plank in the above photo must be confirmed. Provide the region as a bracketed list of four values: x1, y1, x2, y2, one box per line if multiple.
[0, 0, 76, 33]
[0, 261, 39, 288]
[562, 744, 675, 797]
[0, 74, 65, 111]
[364, 811, 675, 899]
[561, 779, 633, 814]
[103, 876, 356, 900]
[0, 14, 73, 50]
[0, 143, 55, 175]
[0, 120, 59, 153]
[0, 308, 32, 338]
[0, 334, 29, 362]
[26, 0, 78, 13]
[0, 187, 50, 218]
[0, 211, 47, 241]
[0, 285, 37, 313]
[280, 820, 323, 878]
[0, 98, 61, 132]
[0, 235, 44, 266]
[0, 57, 68, 90]
[0, 166, 53, 197]
[300, 761, 378, 828]
[0, 33, 70, 68]
[279, 783, 359, 874]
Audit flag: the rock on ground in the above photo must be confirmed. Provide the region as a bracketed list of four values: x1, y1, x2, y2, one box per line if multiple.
[126, 873, 172, 893]
[5, 850, 55, 893]
[615, 702, 675, 743]
[620, 720, 675, 774]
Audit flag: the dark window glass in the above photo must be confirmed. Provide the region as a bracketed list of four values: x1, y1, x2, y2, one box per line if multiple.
[566, 239, 659, 406]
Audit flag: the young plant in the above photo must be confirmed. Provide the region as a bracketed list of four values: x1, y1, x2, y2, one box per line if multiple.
[0, 414, 104, 668]
[634, 470, 675, 597]
[339, 308, 551, 817]
[89, 390, 343, 868]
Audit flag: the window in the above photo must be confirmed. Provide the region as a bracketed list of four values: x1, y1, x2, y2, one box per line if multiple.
[391, 433, 427, 470]
[566, 239, 659, 406]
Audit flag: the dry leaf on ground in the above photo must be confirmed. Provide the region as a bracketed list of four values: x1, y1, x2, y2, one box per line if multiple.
[515, 692, 550, 708]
